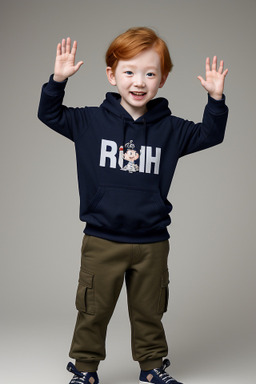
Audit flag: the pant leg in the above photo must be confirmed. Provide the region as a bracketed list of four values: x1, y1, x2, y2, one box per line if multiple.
[125, 240, 170, 370]
[69, 235, 130, 372]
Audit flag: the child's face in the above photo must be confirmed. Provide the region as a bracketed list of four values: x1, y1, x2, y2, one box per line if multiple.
[123, 149, 139, 162]
[106, 48, 167, 119]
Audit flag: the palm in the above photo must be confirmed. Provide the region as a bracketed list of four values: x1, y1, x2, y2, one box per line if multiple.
[204, 69, 224, 95]
[198, 56, 228, 100]
[55, 51, 76, 77]
[54, 38, 83, 82]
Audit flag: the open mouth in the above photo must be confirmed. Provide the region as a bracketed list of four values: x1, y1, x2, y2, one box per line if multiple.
[130, 92, 147, 100]
[131, 92, 146, 96]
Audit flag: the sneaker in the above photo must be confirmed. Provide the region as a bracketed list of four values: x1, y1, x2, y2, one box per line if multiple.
[67, 362, 99, 384]
[139, 359, 183, 384]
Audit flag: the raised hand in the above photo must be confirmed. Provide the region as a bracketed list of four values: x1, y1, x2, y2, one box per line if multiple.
[197, 56, 228, 100]
[53, 37, 84, 82]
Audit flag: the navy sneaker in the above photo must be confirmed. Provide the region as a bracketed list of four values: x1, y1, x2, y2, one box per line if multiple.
[67, 362, 99, 384]
[139, 359, 183, 384]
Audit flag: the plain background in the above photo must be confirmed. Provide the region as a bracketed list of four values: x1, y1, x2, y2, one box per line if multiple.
[1, 0, 255, 383]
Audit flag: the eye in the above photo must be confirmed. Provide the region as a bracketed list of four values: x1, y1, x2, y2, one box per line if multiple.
[125, 71, 133, 76]
[146, 72, 155, 77]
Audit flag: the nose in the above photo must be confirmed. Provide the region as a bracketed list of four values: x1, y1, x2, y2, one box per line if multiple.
[134, 75, 145, 87]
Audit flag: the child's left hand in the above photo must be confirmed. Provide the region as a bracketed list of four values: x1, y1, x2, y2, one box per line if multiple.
[197, 56, 228, 100]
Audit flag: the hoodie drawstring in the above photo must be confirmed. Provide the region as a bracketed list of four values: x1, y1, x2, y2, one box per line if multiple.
[142, 117, 148, 150]
[121, 116, 148, 164]
[122, 116, 127, 149]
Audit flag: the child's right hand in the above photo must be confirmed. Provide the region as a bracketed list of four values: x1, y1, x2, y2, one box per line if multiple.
[53, 37, 84, 82]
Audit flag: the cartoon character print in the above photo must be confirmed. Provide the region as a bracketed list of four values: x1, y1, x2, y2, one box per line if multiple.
[119, 140, 139, 173]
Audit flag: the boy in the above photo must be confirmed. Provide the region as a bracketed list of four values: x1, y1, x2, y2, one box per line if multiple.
[38, 27, 228, 384]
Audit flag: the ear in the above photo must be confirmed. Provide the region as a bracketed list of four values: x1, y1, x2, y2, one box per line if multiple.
[106, 67, 116, 86]
[159, 73, 168, 89]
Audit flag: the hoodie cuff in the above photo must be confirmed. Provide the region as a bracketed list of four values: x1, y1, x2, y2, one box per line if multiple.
[207, 93, 227, 115]
[42, 74, 68, 95]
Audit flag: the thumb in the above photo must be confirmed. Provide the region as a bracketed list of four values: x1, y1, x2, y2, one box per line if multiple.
[197, 76, 209, 91]
[74, 61, 84, 73]
[197, 75, 205, 86]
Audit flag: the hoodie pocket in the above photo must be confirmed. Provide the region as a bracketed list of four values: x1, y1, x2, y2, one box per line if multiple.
[86, 186, 170, 234]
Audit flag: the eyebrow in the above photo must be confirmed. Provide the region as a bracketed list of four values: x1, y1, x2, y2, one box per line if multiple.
[121, 64, 158, 70]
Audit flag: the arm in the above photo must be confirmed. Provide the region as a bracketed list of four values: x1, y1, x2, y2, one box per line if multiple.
[176, 56, 229, 156]
[38, 38, 86, 141]
[177, 94, 228, 157]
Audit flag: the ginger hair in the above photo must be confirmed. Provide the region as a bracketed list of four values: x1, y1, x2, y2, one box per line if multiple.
[105, 27, 173, 77]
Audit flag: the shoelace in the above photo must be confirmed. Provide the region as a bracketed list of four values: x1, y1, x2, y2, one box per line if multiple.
[70, 373, 87, 384]
[154, 359, 176, 383]
[67, 362, 89, 384]
[155, 371, 176, 383]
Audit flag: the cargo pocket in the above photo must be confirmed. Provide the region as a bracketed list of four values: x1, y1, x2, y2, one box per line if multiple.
[158, 269, 170, 314]
[75, 269, 95, 315]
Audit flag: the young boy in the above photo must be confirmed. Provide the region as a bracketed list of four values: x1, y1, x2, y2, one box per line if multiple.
[38, 27, 228, 384]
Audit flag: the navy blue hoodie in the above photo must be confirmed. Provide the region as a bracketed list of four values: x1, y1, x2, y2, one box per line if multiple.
[38, 75, 228, 243]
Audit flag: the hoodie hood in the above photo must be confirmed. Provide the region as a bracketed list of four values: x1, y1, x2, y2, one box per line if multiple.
[100, 92, 172, 151]
[101, 92, 172, 123]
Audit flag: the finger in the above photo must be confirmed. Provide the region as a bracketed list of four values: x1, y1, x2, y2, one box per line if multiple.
[205, 57, 210, 73]
[71, 40, 78, 56]
[62, 38, 66, 54]
[212, 56, 217, 71]
[56, 42, 61, 56]
[66, 37, 71, 54]
[74, 61, 84, 72]
[197, 75, 205, 86]
[223, 68, 228, 77]
[218, 59, 224, 74]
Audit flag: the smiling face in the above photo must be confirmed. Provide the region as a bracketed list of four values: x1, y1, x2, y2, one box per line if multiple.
[106, 48, 167, 120]
[123, 149, 139, 163]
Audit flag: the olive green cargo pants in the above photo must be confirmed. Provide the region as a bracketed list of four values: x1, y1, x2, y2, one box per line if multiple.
[69, 235, 170, 372]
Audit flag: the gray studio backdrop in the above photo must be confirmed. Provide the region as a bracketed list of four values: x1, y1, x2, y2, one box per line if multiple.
[1, 0, 255, 383]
